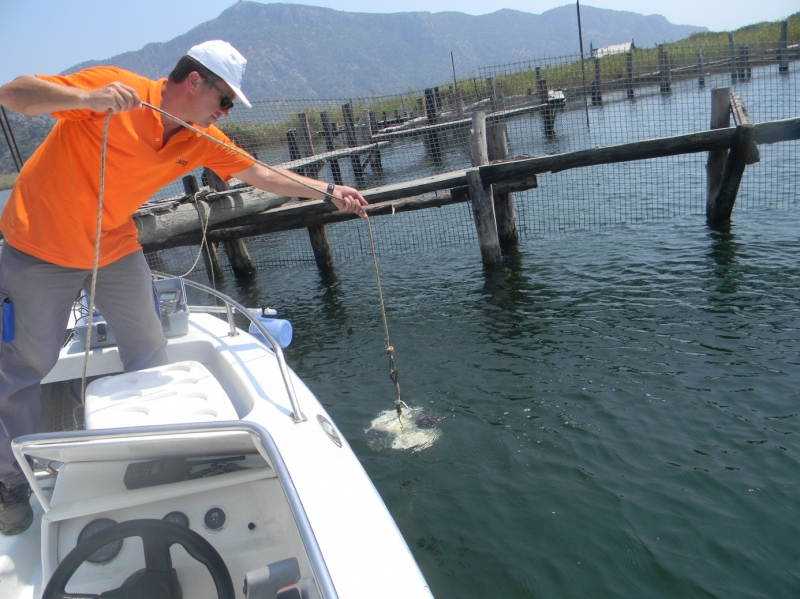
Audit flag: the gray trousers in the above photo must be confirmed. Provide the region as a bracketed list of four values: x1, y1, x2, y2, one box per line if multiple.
[0, 244, 168, 484]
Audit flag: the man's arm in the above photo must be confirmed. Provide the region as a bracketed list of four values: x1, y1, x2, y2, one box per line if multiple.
[0, 75, 141, 116]
[233, 163, 368, 218]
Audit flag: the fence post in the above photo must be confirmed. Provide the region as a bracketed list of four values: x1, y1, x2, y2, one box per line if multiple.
[779, 21, 789, 73]
[696, 49, 705, 87]
[320, 111, 343, 185]
[487, 122, 518, 247]
[591, 57, 602, 105]
[658, 45, 672, 93]
[183, 175, 222, 281]
[706, 88, 731, 219]
[203, 168, 256, 278]
[626, 51, 634, 99]
[707, 124, 755, 226]
[423, 88, 442, 162]
[738, 45, 751, 80]
[341, 102, 364, 185]
[469, 112, 501, 264]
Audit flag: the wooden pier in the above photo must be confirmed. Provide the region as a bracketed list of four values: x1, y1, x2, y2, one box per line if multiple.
[138, 85, 800, 272]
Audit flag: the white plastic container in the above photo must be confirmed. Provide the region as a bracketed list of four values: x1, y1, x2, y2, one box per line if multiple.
[248, 311, 293, 348]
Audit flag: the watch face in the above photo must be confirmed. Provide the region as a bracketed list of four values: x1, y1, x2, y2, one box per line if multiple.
[78, 518, 123, 564]
[163, 511, 190, 528]
[204, 507, 227, 531]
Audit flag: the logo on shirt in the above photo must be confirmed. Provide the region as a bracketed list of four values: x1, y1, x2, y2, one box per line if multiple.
[175, 158, 189, 167]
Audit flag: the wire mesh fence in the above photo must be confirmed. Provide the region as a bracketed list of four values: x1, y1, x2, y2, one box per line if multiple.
[136, 37, 798, 277]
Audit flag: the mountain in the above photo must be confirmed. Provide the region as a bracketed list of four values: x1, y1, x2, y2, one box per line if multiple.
[65, 2, 705, 100]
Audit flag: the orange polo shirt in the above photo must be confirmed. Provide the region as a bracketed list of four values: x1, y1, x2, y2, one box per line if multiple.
[0, 66, 254, 268]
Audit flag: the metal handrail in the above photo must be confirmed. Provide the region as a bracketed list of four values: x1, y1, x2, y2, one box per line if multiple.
[153, 273, 305, 423]
[13, 421, 338, 599]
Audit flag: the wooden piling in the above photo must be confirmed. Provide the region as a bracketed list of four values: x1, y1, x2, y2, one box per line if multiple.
[183, 175, 222, 280]
[367, 110, 383, 174]
[779, 21, 789, 73]
[625, 51, 634, 99]
[729, 34, 738, 81]
[536, 67, 547, 105]
[320, 111, 343, 185]
[424, 88, 443, 162]
[203, 168, 256, 278]
[706, 88, 731, 217]
[730, 92, 760, 164]
[286, 129, 301, 161]
[696, 49, 705, 87]
[307, 224, 333, 270]
[469, 112, 501, 264]
[487, 122, 519, 247]
[658, 45, 672, 93]
[591, 58, 602, 105]
[342, 102, 364, 185]
[707, 124, 755, 225]
[738, 45, 751, 80]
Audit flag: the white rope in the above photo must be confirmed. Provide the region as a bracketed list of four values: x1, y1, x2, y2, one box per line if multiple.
[79, 109, 112, 405]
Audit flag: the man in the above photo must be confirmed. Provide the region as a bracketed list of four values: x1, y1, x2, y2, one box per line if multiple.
[0, 40, 367, 535]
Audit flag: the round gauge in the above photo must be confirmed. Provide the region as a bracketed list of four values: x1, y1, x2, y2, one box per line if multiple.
[163, 511, 190, 528]
[77, 518, 123, 565]
[203, 507, 226, 531]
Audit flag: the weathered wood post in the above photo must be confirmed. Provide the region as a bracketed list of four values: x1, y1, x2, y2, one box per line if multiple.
[307, 225, 333, 271]
[729, 33, 738, 81]
[696, 49, 706, 87]
[625, 51, 634, 99]
[433, 86, 443, 111]
[469, 112, 501, 264]
[706, 88, 731, 218]
[297, 112, 315, 159]
[707, 124, 755, 226]
[591, 57, 602, 105]
[486, 77, 498, 111]
[341, 102, 364, 185]
[779, 21, 789, 73]
[286, 129, 301, 161]
[730, 92, 760, 164]
[320, 111, 343, 185]
[487, 122, 518, 247]
[424, 88, 442, 162]
[738, 45, 751, 80]
[203, 168, 256, 278]
[366, 110, 383, 174]
[183, 174, 222, 281]
[658, 45, 672, 93]
[535, 67, 547, 105]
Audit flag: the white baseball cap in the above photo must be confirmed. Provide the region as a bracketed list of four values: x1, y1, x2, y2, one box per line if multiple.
[187, 40, 252, 108]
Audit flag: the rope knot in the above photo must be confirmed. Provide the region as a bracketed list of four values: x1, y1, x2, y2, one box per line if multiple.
[385, 345, 394, 357]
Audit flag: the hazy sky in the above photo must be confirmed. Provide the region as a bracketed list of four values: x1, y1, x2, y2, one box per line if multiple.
[1, 1, 795, 84]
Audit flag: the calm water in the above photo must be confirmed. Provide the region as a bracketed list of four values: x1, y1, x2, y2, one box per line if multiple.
[200, 207, 800, 598]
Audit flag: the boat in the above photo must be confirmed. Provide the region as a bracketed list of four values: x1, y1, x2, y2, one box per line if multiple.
[0, 275, 433, 599]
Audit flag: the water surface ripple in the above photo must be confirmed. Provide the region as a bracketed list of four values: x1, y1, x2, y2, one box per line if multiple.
[214, 209, 800, 598]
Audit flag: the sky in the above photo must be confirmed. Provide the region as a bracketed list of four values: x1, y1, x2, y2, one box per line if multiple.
[0, 0, 796, 85]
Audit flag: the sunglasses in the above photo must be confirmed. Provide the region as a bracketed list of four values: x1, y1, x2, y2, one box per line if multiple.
[202, 76, 235, 111]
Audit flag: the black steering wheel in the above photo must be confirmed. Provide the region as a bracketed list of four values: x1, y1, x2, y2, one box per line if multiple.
[42, 518, 235, 599]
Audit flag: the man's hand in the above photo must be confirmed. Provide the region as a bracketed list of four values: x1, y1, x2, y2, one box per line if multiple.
[330, 185, 368, 218]
[83, 82, 141, 114]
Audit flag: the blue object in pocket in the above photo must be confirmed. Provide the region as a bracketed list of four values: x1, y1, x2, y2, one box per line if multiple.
[2, 298, 14, 343]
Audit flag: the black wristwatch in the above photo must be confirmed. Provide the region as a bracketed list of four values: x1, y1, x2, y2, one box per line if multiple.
[323, 183, 336, 205]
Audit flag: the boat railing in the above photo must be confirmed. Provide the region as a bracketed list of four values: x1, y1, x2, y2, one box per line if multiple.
[13, 421, 338, 599]
[153, 273, 306, 423]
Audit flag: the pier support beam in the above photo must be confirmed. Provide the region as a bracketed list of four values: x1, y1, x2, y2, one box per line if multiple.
[487, 122, 519, 248]
[307, 224, 333, 270]
[469, 112, 501, 264]
[779, 21, 789, 73]
[707, 124, 755, 226]
[204, 168, 256, 278]
[706, 88, 731, 214]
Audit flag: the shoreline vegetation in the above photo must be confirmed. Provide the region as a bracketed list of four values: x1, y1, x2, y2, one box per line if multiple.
[1, 12, 798, 178]
[0, 173, 17, 191]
